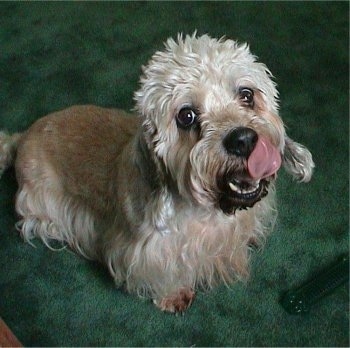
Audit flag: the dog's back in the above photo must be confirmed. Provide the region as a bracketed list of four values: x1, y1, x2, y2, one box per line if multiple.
[0, 105, 139, 258]
[17, 106, 138, 210]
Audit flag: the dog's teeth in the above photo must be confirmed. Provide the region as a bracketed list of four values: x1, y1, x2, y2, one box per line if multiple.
[229, 182, 240, 193]
[229, 180, 260, 194]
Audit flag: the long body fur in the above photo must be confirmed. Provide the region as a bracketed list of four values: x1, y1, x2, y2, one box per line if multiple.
[12, 105, 275, 299]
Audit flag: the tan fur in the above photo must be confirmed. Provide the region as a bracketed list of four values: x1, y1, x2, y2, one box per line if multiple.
[0, 34, 314, 312]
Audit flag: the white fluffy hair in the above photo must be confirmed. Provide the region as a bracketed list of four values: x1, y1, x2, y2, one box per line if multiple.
[0, 33, 314, 312]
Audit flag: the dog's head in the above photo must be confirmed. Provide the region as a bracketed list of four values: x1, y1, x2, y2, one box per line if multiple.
[134, 33, 314, 214]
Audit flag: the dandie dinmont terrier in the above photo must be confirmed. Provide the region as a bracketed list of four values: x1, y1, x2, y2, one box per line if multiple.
[0, 34, 314, 312]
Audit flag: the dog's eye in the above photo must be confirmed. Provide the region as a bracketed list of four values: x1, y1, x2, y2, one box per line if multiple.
[239, 87, 254, 107]
[176, 107, 198, 129]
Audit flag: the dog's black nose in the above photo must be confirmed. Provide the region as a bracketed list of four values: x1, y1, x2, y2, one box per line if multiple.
[223, 127, 258, 158]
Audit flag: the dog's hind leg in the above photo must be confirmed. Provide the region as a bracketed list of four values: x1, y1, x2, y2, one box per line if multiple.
[15, 179, 98, 259]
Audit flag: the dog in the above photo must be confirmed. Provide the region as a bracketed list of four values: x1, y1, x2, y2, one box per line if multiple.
[0, 33, 314, 313]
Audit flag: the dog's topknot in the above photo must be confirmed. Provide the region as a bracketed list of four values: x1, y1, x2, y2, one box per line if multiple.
[134, 33, 279, 121]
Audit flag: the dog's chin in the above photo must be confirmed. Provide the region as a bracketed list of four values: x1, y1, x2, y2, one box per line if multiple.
[217, 176, 270, 214]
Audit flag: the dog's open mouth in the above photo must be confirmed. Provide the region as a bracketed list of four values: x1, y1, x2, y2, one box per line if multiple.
[218, 177, 269, 214]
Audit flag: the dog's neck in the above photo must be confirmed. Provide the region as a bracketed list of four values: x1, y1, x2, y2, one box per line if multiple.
[135, 124, 181, 192]
[133, 127, 204, 235]
[134, 128, 162, 192]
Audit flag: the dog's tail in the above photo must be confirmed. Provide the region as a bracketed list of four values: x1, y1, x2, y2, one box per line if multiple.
[0, 131, 21, 178]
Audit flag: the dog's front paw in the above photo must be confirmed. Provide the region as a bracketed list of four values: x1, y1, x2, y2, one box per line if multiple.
[153, 288, 195, 313]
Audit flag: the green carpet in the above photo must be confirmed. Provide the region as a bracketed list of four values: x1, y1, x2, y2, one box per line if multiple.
[0, 2, 348, 346]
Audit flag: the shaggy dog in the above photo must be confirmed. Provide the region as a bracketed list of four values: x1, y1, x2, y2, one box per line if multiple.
[0, 34, 314, 312]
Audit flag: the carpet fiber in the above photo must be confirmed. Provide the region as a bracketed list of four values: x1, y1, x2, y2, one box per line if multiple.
[0, 2, 348, 346]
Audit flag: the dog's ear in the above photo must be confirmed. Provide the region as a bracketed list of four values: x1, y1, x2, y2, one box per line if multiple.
[282, 136, 315, 182]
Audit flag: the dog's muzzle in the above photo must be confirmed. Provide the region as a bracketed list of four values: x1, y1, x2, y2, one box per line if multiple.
[218, 127, 281, 214]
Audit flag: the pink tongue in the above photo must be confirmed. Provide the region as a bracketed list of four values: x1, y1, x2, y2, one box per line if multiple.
[247, 137, 282, 179]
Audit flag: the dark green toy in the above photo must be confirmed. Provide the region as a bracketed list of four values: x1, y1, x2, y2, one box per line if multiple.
[281, 253, 349, 315]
